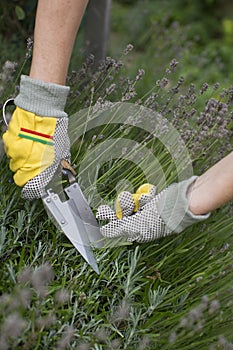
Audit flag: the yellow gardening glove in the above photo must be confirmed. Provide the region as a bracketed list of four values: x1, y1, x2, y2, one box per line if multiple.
[2, 75, 71, 200]
[115, 183, 157, 218]
[3, 107, 56, 186]
[3, 106, 70, 200]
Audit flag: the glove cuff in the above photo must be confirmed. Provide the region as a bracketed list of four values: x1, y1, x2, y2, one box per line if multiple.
[157, 176, 210, 233]
[14, 75, 70, 118]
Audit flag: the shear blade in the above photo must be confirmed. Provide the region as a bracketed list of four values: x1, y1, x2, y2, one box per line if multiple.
[70, 241, 99, 274]
[65, 182, 104, 248]
[43, 183, 103, 274]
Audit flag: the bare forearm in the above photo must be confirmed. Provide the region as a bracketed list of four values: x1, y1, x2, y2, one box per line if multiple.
[188, 151, 233, 215]
[30, 0, 89, 85]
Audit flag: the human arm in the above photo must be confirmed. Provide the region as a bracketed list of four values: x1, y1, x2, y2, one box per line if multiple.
[3, 0, 88, 199]
[30, 0, 89, 85]
[97, 152, 233, 241]
[188, 151, 233, 215]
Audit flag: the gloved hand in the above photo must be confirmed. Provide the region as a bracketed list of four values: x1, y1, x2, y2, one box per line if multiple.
[115, 183, 157, 219]
[96, 177, 210, 243]
[2, 75, 71, 200]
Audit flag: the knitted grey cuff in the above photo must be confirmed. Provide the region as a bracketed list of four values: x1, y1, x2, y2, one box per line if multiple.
[14, 75, 70, 118]
[157, 176, 210, 233]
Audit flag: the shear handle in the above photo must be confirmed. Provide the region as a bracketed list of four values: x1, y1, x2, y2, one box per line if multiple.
[61, 159, 76, 184]
[62, 167, 76, 184]
[2, 98, 15, 127]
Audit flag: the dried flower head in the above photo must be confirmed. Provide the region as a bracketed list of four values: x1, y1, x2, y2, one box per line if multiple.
[55, 289, 70, 305]
[57, 326, 75, 350]
[111, 298, 130, 323]
[1, 312, 26, 340]
[124, 44, 134, 55]
[17, 267, 33, 284]
[31, 263, 54, 297]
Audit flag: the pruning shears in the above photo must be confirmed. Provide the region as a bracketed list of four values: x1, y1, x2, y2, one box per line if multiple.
[42, 164, 104, 274]
[2, 98, 104, 274]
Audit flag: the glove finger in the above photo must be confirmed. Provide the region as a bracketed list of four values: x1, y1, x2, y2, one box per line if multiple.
[100, 219, 128, 239]
[136, 183, 157, 196]
[62, 130, 71, 163]
[137, 193, 155, 209]
[116, 191, 135, 219]
[100, 209, 144, 240]
[135, 184, 157, 211]
[115, 184, 157, 218]
[96, 205, 117, 221]
[101, 197, 171, 242]
[21, 117, 70, 200]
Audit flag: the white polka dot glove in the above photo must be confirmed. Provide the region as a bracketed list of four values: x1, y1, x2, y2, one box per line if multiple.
[96, 177, 210, 242]
[115, 183, 157, 219]
[2, 75, 71, 200]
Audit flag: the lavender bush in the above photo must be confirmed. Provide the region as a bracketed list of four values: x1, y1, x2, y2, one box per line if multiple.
[0, 3, 233, 346]
[0, 47, 233, 349]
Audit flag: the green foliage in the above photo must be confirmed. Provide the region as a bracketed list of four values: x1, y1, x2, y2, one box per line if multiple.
[0, 158, 233, 348]
[1, 1, 233, 348]
[15, 5, 26, 21]
[222, 18, 233, 44]
[1, 49, 233, 348]
[0, 0, 37, 39]
[110, 0, 233, 88]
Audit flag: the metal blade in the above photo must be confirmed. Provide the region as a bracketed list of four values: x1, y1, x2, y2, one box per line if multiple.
[65, 182, 104, 248]
[70, 241, 99, 274]
[42, 188, 101, 274]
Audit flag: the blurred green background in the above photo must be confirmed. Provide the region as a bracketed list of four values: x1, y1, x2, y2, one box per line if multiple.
[1, 0, 233, 89]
